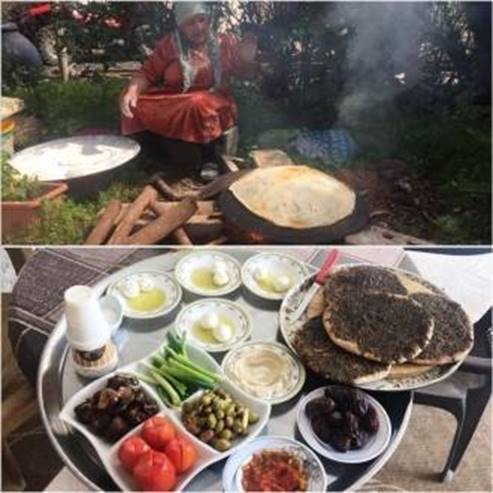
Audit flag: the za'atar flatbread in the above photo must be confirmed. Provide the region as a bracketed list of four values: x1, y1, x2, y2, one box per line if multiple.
[409, 293, 474, 365]
[293, 318, 390, 384]
[229, 165, 356, 229]
[323, 292, 434, 364]
[324, 265, 408, 304]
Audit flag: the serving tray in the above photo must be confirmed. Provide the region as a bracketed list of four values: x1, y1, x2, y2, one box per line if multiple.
[38, 249, 413, 491]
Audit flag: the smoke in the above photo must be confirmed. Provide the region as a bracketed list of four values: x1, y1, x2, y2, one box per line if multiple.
[331, 2, 425, 127]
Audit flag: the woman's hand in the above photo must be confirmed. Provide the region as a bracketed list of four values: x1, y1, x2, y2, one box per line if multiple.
[120, 88, 139, 119]
[238, 32, 258, 64]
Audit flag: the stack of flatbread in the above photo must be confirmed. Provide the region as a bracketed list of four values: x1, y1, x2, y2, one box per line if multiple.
[293, 265, 474, 384]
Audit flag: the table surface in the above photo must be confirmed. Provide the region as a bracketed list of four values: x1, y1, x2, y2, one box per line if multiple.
[38, 248, 413, 491]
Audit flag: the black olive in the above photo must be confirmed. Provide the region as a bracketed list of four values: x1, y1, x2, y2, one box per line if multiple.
[327, 411, 344, 427]
[142, 399, 159, 416]
[107, 374, 140, 390]
[351, 430, 370, 449]
[74, 401, 94, 424]
[344, 411, 359, 434]
[91, 413, 112, 435]
[362, 405, 380, 433]
[106, 416, 129, 441]
[96, 388, 119, 411]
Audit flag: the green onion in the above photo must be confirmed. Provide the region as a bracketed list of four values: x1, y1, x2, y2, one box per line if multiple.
[150, 370, 182, 406]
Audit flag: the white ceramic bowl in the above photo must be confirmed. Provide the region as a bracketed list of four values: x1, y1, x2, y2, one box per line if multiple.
[221, 341, 306, 404]
[174, 251, 242, 297]
[174, 299, 252, 353]
[223, 436, 327, 493]
[107, 271, 182, 320]
[242, 253, 308, 301]
[296, 386, 392, 464]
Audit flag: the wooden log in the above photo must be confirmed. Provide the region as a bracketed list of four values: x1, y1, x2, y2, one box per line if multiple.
[84, 200, 121, 245]
[150, 173, 187, 201]
[123, 197, 198, 245]
[172, 228, 193, 245]
[108, 185, 158, 244]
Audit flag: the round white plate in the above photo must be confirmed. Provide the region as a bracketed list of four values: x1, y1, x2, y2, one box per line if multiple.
[174, 251, 241, 297]
[175, 299, 251, 353]
[223, 435, 327, 493]
[296, 386, 392, 464]
[107, 271, 182, 320]
[9, 135, 140, 181]
[221, 341, 306, 404]
[280, 265, 466, 391]
[241, 253, 308, 301]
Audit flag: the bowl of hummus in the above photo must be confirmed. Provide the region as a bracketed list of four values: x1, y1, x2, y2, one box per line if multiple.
[222, 341, 306, 404]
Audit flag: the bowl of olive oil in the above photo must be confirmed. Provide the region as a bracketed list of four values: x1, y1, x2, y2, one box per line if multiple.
[107, 271, 182, 319]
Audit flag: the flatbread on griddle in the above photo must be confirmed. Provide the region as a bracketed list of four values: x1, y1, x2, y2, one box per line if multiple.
[293, 318, 390, 384]
[388, 363, 434, 379]
[324, 265, 408, 304]
[306, 288, 326, 319]
[409, 293, 474, 365]
[229, 165, 356, 229]
[323, 292, 434, 364]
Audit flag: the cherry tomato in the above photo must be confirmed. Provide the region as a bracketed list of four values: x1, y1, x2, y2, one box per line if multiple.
[165, 436, 197, 474]
[118, 436, 151, 472]
[133, 450, 177, 491]
[141, 416, 176, 451]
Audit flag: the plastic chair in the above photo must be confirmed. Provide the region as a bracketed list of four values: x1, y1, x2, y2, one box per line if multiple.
[413, 308, 492, 481]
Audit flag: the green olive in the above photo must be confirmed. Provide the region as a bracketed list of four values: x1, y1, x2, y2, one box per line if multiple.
[201, 394, 213, 406]
[207, 413, 217, 429]
[225, 404, 236, 416]
[248, 411, 259, 424]
[212, 438, 231, 452]
[204, 406, 212, 414]
[233, 419, 245, 434]
[215, 419, 225, 433]
[225, 416, 234, 428]
[218, 429, 232, 440]
[215, 409, 225, 420]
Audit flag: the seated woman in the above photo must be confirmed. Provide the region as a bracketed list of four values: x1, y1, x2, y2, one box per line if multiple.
[120, 2, 257, 182]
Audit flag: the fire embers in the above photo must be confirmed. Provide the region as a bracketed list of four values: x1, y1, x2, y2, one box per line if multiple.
[74, 374, 159, 442]
[306, 387, 379, 453]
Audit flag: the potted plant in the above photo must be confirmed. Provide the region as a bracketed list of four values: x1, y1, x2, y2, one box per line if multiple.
[1, 153, 68, 238]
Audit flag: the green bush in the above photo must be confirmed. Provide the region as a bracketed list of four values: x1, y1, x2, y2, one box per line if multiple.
[1, 152, 42, 201]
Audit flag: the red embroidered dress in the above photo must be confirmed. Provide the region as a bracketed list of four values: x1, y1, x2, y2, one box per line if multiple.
[121, 33, 243, 144]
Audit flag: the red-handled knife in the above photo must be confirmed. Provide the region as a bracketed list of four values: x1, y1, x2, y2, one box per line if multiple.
[291, 249, 340, 321]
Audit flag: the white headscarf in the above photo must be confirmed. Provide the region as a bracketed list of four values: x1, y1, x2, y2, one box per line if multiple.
[173, 1, 221, 93]
[174, 1, 209, 27]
